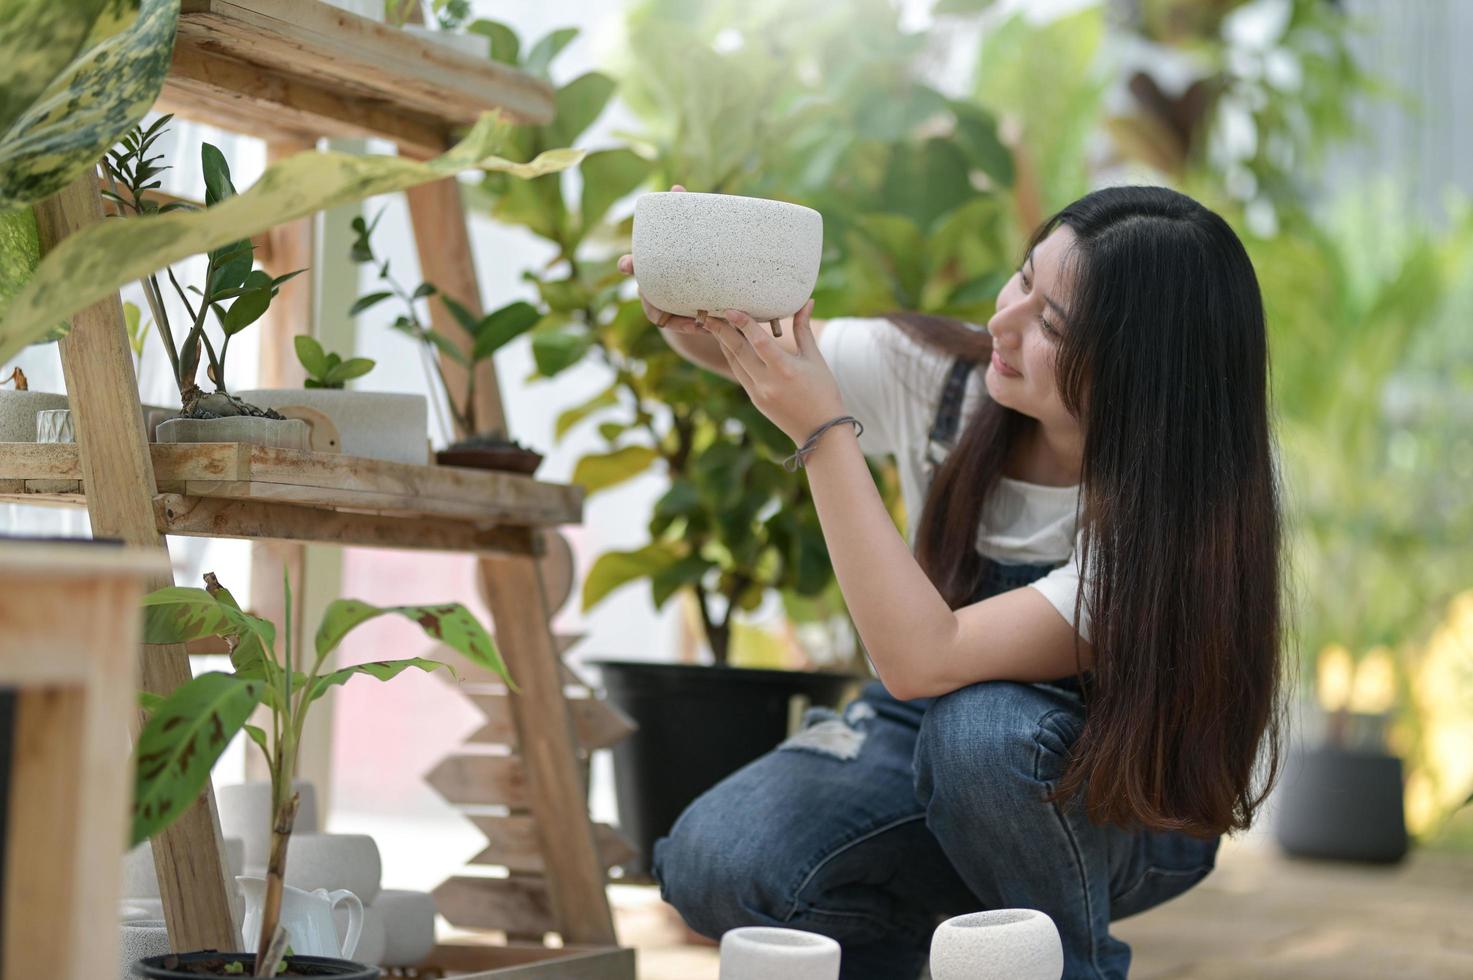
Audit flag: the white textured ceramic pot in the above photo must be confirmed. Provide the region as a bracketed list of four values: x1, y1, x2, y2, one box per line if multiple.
[283, 833, 383, 906]
[632, 192, 823, 323]
[35, 408, 73, 443]
[235, 389, 429, 464]
[217, 780, 319, 872]
[118, 919, 172, 980]
[719, 926, 840, 980]
[155, 415, 309, 450]
[401, 23, 491, 59]
[929, 909, 1063, 980]
[0, 390, 67, 442]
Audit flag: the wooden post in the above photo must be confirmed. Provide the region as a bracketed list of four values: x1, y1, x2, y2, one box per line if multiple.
[0, 543, 169, 980]
[405, 178, 506, 439]
[32, 171, 239, 952]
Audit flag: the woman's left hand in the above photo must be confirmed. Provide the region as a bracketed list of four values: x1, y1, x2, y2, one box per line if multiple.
[705, 300, 847, 445]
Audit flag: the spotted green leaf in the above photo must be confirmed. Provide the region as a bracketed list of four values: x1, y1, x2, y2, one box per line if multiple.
[304, 657, 456, 704]
[131, 671, 262, 846]
[314, 599, 510, 689]
[0, 113, 583, 363]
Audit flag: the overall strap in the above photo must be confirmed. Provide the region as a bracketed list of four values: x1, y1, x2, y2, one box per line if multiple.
[924, 356, 976, 474]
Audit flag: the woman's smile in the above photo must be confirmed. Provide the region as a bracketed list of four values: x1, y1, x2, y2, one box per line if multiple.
[990, 350, 1022, 378]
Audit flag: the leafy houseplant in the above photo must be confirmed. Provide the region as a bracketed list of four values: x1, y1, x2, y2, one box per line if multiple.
[102, 116, 304, 424]
[294, 336, 375, 389]
[133, 573, 510, 977]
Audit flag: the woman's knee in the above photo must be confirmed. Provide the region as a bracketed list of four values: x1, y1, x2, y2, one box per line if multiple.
[914, 681, 1083, 814]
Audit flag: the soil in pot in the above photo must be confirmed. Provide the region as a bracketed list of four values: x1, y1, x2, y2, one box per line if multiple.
[135, 951, 377, 979]
[436, 434, 543, 474]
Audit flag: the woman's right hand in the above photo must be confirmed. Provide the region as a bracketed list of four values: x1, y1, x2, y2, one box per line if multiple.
[617, 184, 711, 336]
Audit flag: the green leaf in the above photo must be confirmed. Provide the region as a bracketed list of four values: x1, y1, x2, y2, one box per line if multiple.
[209, 239, 254, 293]
[650, 555, 711, 609]
[141, 586, 276, 670]
[323, 356, 375, 384]
[220, 286, 271, 335]
[577, 148, 652, 239]
[304, 657, 457, 704]
[530, 324, 591, 376]
[471, 300, 540, 360]
[554, 384, 618, 440]
[951, 102, 1014, 188]
[131, 672, 262, 846]
[294, 335, 329, 377]
[582, 541, 684, 611]
[440, 294, 483, 337]
[122, 300, 150, 356]
[571, 445, 660, 494]
[314, 600, 509, 686]
[412, 282, 437, 299]
[425, 328, 470, 366]
[0, 0, 179, 210]
[468, 19, 519, 66]
[0, 206, 41, 333]
[523, 26, 578, 79]
[547, 72, 616, 150]
[934, 0, 999, 13]
[1, 114, 584, 362]
[242, 723, 269, 759]
[349, 291, 394, 316]
[200, 142, 237, 206]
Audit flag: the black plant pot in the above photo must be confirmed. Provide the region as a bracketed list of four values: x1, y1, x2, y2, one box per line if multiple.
[593, 660, 860, 877]
[1273, 745, 1409, 864]
[134, 951, 378, 979]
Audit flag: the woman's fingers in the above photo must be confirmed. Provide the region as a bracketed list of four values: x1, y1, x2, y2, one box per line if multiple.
[618, 254, 633, 276]
[793, 300, 816, 354]
[722, 310, 777, 367]
[639, 292, 701, 334]
[709, 315, 767, 377]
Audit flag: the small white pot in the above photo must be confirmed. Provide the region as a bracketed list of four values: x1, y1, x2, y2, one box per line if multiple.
[155, 414, 309, 450]
[283, 832, 383, 907]
[235, 388, 429, 464]
[217, 780, 320, 871]
[35, 408, 73, 443]
[119, 919, 172, 979]
[719, 926, 840, 980]
[0, 390, 68, 442]
[633, 191, 823, 323]
[401, 23, 491, 59]
[929, 909, 1064, 980]
[373, 889, 437, 968]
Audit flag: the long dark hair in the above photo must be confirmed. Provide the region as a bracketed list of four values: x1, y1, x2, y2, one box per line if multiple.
[892, 185, 1286, 838]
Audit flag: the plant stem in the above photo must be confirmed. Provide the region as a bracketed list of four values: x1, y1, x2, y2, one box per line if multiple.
[253, 784, 299, 975]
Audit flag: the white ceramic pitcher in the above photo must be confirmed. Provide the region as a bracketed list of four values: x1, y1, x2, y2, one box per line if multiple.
[236, 876, 363, 960]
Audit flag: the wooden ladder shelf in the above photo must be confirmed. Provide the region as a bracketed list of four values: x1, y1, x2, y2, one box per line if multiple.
[13, 2, 632, 975]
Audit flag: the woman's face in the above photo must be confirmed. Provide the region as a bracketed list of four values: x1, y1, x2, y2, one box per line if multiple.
[985, 226, 1079, 432]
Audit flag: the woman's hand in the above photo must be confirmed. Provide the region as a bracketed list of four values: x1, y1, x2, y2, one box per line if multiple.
[705, 300, 847, 445]
[617, 184, 712, 335]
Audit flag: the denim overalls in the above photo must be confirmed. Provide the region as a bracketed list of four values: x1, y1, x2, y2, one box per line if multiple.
[653, 359, 1220, 979]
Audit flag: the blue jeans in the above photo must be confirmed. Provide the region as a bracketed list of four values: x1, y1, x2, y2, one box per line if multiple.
[652, 562, 1220, 979]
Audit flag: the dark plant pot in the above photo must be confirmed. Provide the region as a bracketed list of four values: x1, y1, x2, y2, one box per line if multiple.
[1273, 745, 1409, 864]
[134, 951, 378, 978]
[592, 660, 860, 876]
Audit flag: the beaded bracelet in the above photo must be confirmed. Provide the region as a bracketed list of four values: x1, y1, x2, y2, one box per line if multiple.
[783, 415, 864, 472]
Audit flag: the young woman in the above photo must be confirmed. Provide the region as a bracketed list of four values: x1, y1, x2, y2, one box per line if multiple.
[615, 184, 1287, 980]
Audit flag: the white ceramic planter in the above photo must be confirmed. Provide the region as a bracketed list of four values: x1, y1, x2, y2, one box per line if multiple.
[283, 832, 383, 906]
[0, 390, 68, 442]
[929, 909, 1063, 980]
[632, 191, 823, 323]
[217, 780, 320, 871]
[234, 388, 429, 464]
[373, 889, 438, 967]
[155, 414, 309, 450]
[719, 926, 840, 980]
[402, 23, 491, 59]
[118, 919, 172, 980]
[35, 408, 73, 443]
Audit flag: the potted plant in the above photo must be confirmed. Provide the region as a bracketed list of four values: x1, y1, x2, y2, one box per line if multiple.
[345, 208, 544, 472]
[0, 365, 68, 441]
[101, 116, 309, 449]
[129, 571, 511, 977]
[236, 337, 433, 465]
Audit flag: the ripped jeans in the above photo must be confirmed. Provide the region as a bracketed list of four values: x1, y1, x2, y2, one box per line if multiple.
[652, 564, 1220, 979]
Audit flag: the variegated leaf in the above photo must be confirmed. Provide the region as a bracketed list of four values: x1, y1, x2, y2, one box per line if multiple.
[315, 599, 510, 689]
[304, 657, 455, 704]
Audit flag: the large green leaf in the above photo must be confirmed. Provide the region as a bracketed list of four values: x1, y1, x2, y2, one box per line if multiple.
[304, 657, 456, 704]
[0, 113, 583, 362]
[471, 300, 540, 361]
[0, 0, 178, 209]
[578, 148, 652, 239]
[131, 671, 262, 845]
[546, 72, 616, 151]
[571, 445, 660, 493]
[582, 541, 685, 611]
[141, 585, 276, 678]
[554, 384, 619, 440]
[0, 0, 114, 136]
[313, 599, 510, 687]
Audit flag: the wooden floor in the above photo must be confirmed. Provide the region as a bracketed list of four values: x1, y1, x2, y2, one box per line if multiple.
[614, 837, 1473, 979]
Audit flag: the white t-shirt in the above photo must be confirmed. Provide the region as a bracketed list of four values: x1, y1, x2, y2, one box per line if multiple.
[817, 316, 1090, 641]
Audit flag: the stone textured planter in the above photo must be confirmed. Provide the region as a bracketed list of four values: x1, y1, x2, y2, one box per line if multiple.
[719, 927, 840, 980]
[0, 390, 68, 442]
[929, 909, 1063, 980]
[155, 415, 308, 450]
[235, 389, 429, 464]
[633, 191, 823, 322]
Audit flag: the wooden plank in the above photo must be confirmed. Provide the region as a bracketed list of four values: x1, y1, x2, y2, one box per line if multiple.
[478, 557, 617, 944]
[159, 45, 447, 158]
[426, 942, 633, 979]
[34, 172, 238, 952]
[467, 693, 637, 752]
[258, 138, 316, 388]
[432, 876, 555, 936]
[406, 178, 504, 437]
[466, 816, 637, 875]
[424, 754, 529, 808]
[153, 494, 537, 555]
[175, 0, 555, 126]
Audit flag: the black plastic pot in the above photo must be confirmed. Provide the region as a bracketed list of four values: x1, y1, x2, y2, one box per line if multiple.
[593, 660, 860, 876]
[134, 951, 378, 979]
[1273, 745, 1409, 863]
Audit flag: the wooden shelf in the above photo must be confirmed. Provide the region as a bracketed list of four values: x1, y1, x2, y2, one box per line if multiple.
[0, 443, 582, 554]
[157, 0, 555, 156]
